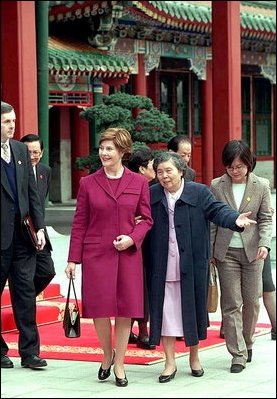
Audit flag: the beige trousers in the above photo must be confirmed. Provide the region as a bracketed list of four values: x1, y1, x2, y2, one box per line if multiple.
[216, 247, 263, 366]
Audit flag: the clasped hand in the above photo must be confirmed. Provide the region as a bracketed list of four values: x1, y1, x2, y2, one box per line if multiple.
[113, 235, 134, 251]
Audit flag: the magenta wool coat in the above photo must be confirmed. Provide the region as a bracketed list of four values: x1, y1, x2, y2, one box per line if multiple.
[67, 166, 153, 319]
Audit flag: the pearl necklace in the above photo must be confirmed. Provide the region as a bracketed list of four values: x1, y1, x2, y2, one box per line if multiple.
[104, 167, 124, 179]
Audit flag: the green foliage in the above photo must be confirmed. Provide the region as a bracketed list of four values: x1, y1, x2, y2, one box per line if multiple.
[132, 141, 151, 151]
[133, 108, 175, 143]
[103, 93, 153, 110]
[76, 92, 175, 172]
[75, 149, 102, 174]
[80, 104, 133, 133]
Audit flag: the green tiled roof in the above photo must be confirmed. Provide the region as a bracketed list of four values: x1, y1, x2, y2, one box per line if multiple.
[146, 1, 275, 35]
[150, 1, 211, 24]
[48, 37, 132, 76]
[48, 1, 276, 38]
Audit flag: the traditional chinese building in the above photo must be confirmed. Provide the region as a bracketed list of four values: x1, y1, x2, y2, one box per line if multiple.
[1, 1, 276, 201]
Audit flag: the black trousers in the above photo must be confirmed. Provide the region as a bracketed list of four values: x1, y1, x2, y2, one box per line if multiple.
[262, 253, 275, 293]
[34, 247, 56, 296]
[1, 219, 39, 358]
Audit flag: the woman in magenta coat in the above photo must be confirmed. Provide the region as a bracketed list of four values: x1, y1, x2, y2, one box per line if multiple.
[65, 128, 153, 387]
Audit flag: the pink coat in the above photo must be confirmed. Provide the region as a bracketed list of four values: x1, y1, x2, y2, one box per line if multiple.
[68, 166, 153, 318]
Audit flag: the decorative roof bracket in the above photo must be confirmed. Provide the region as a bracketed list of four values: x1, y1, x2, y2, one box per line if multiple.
[188, 58, 207, 80]
[260, 65, 276, 84]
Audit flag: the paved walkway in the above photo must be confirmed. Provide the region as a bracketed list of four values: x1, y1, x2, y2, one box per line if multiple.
[1, 192, 276, 398]
[1, 332, 275, 398]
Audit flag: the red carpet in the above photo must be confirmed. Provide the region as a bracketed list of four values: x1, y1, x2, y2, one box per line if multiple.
[3, 320, 270, 365]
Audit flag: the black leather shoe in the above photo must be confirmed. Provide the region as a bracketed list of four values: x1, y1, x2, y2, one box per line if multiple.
[247, 349, 252, 363]
[191, 368, 204, 377]
[128, 331, 138, 344]
[21, 355, 47, 369]
[271, 330, 276, 341]
[114, 370, 128, 387]
[137, 336, 156, 350]
[230, 364, 245, 373]
[98, 350, 115, 381]
[158, 368, 177, 383]
[1, 354, 14, 369]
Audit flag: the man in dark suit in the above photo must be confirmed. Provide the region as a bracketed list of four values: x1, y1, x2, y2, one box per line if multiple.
[20, 134, 56, 295]
[1, 101, 47, 369]
[167, 135, 196, 181]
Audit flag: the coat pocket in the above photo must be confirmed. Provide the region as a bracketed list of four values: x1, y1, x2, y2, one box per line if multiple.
[83, 236, 101, 244]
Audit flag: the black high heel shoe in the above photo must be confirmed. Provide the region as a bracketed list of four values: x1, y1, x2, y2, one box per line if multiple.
[98, 349, 115, 381]
[114, 370, 128, 387]
[158, 368, 177, 383]
[247, 349, 252, 363]
[191, 368, 204, 377]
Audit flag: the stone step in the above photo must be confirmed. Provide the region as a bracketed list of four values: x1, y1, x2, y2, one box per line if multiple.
[1, 283, 63, 308]
[1, 283, 65, 333]
[1, 300, 62, 333]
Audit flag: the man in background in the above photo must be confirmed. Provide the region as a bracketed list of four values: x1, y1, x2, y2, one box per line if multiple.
[20, 134, 56, 296]
[167, 135, 196, 181]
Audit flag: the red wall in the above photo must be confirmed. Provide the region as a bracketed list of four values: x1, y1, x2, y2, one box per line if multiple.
[1, 1, 38, 137]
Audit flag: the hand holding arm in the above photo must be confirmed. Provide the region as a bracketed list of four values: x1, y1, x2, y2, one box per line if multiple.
[235, 211, 257, 228]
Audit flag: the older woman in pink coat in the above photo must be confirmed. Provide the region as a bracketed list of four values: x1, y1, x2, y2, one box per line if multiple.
[65, 128, 153, 387]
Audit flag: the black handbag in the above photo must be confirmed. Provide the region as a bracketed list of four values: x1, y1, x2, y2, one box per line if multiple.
[63, 276, 81, 338]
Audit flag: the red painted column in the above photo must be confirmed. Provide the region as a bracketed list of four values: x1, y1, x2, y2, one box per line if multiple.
[71, 108, 90, 199]
[212, 1, 241, 177]
[1, 1, 38, 138]
[202, 60, 213, 186]
[133, 54, 147, 96]
[132, 54, 147, 118]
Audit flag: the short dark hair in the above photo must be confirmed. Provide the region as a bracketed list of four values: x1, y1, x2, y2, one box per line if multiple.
[222, 140, 254, 173]
[1, 101, 14, 115]
[167, 135, 191, 152]
[20, 134, 44, 151]
[128, 148, 153, 173]
[153, 151, 186, 176]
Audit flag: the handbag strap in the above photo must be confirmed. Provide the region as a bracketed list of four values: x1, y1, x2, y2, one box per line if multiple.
[65, 276, 79, 312]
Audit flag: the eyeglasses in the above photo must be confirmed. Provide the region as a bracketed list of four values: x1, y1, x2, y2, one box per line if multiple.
[29, 150, 42, 157]
[226, 164, 246, 172]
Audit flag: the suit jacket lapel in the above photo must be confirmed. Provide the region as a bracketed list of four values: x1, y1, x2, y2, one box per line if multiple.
[114, 167, 135, 199]
[10, 140, 26, 197]
[94, 167, 135, 200]
[239, 174, 255, 213]
[1, 162, 14, 199]
[222, 176, 238, 211]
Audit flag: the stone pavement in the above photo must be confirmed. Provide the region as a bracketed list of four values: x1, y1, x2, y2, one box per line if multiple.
[1, 329, 275, 398]
[1, 192, 276, 398]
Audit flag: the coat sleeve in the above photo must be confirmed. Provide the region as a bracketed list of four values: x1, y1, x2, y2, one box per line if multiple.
[256, 178, 273, 249]
[67, 177, 90, 263]
[201, 185, 243, 232]
[129, 178, 153, 250]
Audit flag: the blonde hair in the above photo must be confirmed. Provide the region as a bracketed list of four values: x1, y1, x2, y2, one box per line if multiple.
[99, 128, 132, 157]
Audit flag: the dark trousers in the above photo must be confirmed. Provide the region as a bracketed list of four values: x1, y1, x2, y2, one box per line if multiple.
[1, 220, 39, 358]
[34, 247, 56, 296]
[262, 253, 275, 293]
